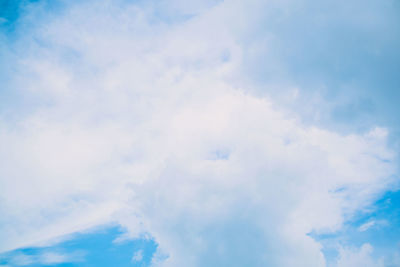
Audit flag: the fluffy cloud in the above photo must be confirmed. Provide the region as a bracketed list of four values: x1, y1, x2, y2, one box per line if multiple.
[0, 0, 397, 266]
[336, 244, 384, 267]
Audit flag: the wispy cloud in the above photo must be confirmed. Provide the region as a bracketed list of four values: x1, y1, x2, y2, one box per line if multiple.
[132, 249, 144, 263]
[0, 250, 85, 266]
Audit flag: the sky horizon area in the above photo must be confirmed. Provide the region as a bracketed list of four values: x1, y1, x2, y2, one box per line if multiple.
[0, 0, 399, 266]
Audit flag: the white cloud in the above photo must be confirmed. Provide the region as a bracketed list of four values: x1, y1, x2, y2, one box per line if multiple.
[39, 251, 85, 265]
[337, 244, 384, 267]
[132, 250, 143, 263]
[0, 0, 397, 266]
[358, 220, 376, 232]
[5, 253, 33, 266]
[0, 250, 84, 266]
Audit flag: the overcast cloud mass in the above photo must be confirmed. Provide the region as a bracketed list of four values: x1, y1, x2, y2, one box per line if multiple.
[0, 0, 399, 266]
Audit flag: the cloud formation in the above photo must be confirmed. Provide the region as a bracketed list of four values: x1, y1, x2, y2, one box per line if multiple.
[337, 244, 384, 267]
[0, 0, 398, 266]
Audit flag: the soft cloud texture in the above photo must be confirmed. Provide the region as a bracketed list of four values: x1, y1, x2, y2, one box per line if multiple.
[0, 0, 398, 266]
[0, 250, 84, 266]
[337, 244, 384, 267]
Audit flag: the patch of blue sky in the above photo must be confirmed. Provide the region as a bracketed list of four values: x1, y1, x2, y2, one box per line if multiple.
[0, 0, 38, 120]
[0, 225, 157, 267]
[0, 0, 67, 34]
[0, 0, 31, 30]
[207, 149, 230, 160]
[311, 189, 400, 266]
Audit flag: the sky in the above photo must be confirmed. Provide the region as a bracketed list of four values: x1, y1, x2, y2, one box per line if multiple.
[0, 0, 399, 266]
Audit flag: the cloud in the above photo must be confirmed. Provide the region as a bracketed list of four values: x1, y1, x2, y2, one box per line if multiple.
[132, 250, 143, 263]
[358, 221, 376, 232]
[0, 250, 85, 266]
[336, 244, 384, 267]
[0, 0, 398, 266]
[357, 219, 389, 232]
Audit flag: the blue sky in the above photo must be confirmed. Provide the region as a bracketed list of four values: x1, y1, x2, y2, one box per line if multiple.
[0, 225, 157, 266]
[0, 0, 399, 266]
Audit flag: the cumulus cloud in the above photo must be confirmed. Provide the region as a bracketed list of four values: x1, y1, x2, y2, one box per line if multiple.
[336, 244, 384, 267]
[0, 0, 397, 266]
